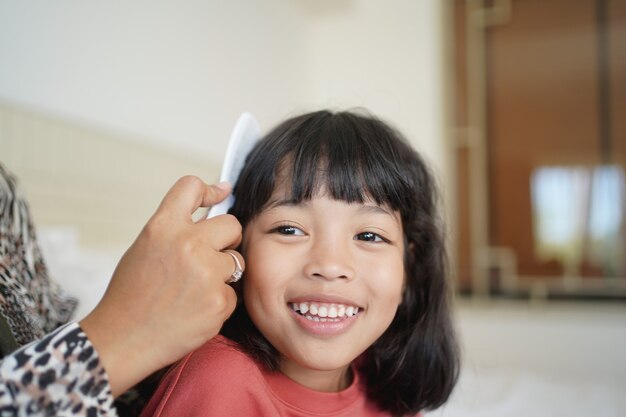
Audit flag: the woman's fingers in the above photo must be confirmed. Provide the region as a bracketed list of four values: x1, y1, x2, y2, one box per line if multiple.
[197, 214, 243, 250]
[157, 176, 232, 218]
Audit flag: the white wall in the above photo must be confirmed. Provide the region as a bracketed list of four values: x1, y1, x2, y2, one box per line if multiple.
[304, 0, 447, 171]
[0, 0, 447, 168]
[0, 0, 311, 162]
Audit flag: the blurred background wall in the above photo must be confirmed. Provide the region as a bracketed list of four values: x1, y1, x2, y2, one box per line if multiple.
[0, 0, 449, 248]
[452, 0, 625, 301]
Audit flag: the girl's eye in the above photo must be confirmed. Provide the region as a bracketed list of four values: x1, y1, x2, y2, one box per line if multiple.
[273, 225, 305, 236]
[355, 232, 388, 243]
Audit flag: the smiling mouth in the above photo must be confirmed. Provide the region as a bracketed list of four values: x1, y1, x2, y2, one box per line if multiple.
[289, 302, 361, 322]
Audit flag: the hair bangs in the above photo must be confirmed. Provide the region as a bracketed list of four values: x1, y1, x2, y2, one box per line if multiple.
[232, 110, 417, 227]
[280, 112, 412, 213]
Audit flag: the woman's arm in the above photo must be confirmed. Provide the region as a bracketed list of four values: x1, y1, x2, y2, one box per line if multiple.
[0, 322, 116, 416]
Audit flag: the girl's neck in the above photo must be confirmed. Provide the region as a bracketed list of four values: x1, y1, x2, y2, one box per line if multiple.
[279, 359, 353, 392]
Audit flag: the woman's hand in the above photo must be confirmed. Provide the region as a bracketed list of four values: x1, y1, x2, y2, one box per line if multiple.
[80, 176, 244, 397]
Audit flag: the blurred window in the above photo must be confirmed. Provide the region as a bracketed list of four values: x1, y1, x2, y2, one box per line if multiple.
[531, 165, 625, 276]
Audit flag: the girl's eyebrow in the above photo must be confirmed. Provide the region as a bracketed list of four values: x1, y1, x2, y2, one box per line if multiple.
[359, 204, 395, 217]
[359, 205, 402, 227]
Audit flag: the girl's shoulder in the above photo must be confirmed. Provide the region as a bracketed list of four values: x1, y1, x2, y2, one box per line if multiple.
[141, 336, 270, 417]
[174, 335, 261, 386]
[192, 335, 253, 365]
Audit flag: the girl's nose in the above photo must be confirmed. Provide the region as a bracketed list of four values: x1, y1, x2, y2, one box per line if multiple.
[302, 237, 356, 281]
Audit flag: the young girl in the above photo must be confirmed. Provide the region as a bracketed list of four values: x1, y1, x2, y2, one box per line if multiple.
[141, 110, 459, 417]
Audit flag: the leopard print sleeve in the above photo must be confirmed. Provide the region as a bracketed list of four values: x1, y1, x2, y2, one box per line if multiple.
[0, 322, 118, 417]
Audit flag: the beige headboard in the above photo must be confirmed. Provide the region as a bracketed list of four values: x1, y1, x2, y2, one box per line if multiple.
[0, 102, 220, 248]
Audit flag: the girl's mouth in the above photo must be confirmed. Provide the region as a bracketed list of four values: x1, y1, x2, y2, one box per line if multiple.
[289, 302, 362, 322]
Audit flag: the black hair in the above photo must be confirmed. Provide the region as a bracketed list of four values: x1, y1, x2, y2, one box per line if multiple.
[222, 109, 459, 416]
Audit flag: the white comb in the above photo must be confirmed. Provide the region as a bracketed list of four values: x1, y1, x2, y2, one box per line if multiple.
[207, 112, 261, 218]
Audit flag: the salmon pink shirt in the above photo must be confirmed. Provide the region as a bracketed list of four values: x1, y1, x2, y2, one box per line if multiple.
[141, 335, 420, 417]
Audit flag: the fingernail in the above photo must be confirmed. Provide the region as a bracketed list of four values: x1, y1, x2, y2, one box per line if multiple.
[216, 181, 231, 191]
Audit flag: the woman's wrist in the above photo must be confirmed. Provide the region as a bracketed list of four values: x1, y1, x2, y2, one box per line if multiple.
[80, 308, 159, 397]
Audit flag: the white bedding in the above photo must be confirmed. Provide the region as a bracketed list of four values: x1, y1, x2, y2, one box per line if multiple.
[38, 227, 123, 320]
[430, 367, 626, 417]
[430, 300, 626, 417]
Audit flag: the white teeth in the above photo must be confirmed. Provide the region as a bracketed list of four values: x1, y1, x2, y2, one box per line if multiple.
[291, 301, 361, 318]
[313, 316, 320, 322]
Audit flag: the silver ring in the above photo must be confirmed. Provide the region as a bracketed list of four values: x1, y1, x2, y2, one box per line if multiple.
[224, 250, 243, 283]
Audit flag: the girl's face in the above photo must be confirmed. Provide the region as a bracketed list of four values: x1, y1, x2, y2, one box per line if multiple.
[241, 184, 405, 392]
